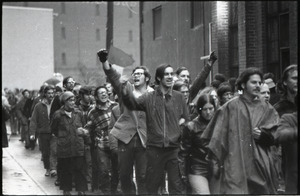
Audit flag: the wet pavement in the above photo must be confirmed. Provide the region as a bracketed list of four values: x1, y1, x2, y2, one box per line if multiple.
[2, 133, 104, 195]
[2, 134, 62, 195]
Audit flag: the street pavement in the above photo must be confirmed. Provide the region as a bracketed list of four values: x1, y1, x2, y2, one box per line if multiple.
[2, 133, 100, 195]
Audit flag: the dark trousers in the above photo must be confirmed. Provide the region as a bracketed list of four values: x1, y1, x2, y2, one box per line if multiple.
[21, 123, 29, 145]
[145, 146, 184, 194]
[58, 156, 88, 192]
[110, 148, 119, 193]
[118, 134, 147, 195]
[38, 133, 51, 169]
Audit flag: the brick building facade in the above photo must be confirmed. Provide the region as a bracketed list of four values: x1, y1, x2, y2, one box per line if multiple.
[141, 1, 298, 82]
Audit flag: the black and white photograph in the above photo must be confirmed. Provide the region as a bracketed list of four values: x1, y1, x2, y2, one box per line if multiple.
[2, 1, 298, 195]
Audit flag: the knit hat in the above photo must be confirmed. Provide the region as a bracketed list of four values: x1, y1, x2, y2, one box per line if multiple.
[60, 91, 74, 104]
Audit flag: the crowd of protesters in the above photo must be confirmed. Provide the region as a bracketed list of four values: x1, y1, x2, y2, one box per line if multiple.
[2, 48, 298, 195]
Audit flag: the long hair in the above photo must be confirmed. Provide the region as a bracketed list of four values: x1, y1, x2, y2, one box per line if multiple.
[196, 90, 216, 115]
[236, 67, 263, 91]
[155, 63, 172, 85]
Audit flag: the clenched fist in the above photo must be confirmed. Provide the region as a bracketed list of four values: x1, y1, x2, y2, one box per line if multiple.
[97, 49, 108, 63]
[208, 51, 217, 64]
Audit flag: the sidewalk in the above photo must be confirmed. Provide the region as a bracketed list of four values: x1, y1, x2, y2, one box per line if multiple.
[2, 135, 62, 195]
[2, 130, 105, 195]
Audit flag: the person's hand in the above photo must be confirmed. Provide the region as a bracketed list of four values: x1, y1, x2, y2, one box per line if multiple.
[77, 127, 89, 136]
[179, 118, 185, 126]
[252, 127, 261, 140]
[97, 49, 108, 63]
[30, 135, 35, 140]
[208, 51, 217, 64]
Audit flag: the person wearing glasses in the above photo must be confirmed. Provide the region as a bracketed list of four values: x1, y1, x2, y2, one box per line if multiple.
[86, 86, 118, 194]
[97, 49, 154, 195]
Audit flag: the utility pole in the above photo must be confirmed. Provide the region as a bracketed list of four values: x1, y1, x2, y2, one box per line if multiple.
[106, 2, 113, 51]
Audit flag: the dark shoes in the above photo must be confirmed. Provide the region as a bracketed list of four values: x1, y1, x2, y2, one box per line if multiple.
[50, 170, 57, 177]
[55, 180, 60, 186]
[45, 169, 50, 176]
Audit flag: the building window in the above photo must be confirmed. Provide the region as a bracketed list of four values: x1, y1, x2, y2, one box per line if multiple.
[153, 6, 162, 40]
[191, 2, 204, 28]
[62, 53, 66, 65]
[61, 3, 66, 14]
[96, 4, 100, 16]
[96, 29, 100, 41]
[61, 27, 66, 39]
[266, 1, 290, 79]
[129, 30, 133, 42]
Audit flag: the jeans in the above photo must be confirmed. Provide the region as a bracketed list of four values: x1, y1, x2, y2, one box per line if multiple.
[94, 148, 111, 194]
[188, 174, 210, 194]
[145, 146, 184, 194]
[118, 134, 147, 194]
[83, 145, 92, 182]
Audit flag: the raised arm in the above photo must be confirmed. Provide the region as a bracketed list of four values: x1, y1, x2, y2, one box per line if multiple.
[121, 81, 147, 111]
[189, 51, 218, 101]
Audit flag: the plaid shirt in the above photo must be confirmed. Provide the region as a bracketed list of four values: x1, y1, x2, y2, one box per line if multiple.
[87, 101, 118, 149]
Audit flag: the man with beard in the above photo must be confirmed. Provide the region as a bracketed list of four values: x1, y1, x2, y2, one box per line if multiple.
[121, 63, 189, 194]
[201, 67, 280, 194]
[97, 49, 154, 195]
[86, 86, 118, 194]
[29, 85, 55, 177]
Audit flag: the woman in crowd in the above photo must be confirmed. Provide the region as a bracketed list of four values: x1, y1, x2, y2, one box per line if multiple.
[178, 87, 217, 194]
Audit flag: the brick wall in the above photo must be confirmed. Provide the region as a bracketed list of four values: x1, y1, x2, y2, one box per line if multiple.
[289, 1, 298, 65]
[238, 2, 247, 74]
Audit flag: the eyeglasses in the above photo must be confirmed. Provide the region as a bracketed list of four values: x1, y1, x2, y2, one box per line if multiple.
[132, 72, 144, 77]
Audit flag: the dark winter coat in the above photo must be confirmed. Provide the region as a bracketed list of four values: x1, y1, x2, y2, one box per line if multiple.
[50, 108, 86, 158]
